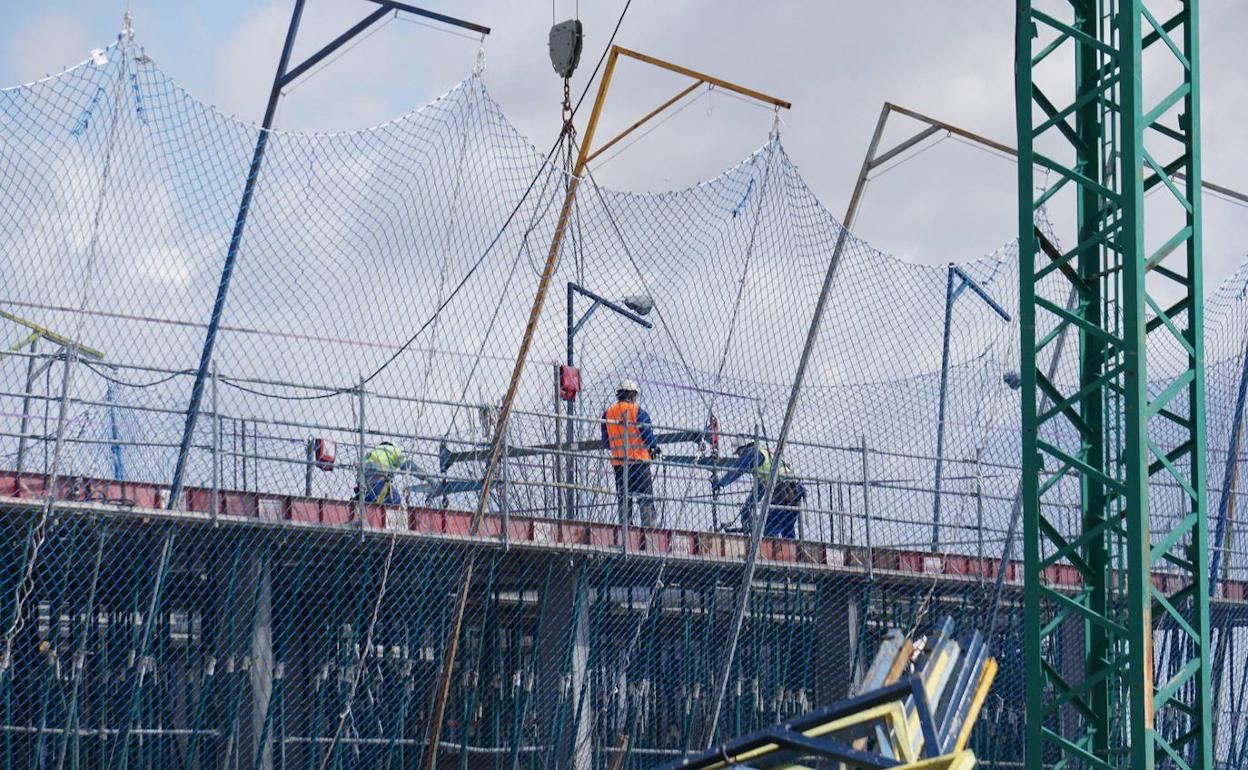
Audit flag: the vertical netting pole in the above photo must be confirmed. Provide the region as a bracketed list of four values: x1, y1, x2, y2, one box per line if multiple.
[211, 360, 220, 523]
[861, 435, 873, 583]
[14, 340, 37, 476]
[931, 265, 956, 552]
[356, 378, 366, 534]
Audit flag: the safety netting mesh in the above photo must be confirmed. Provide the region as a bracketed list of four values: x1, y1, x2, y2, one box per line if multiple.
[0, 35, 1245, 769]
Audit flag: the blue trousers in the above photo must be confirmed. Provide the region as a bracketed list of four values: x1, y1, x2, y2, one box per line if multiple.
[740, 481, 804, 539]
[363, 473, 400, 505]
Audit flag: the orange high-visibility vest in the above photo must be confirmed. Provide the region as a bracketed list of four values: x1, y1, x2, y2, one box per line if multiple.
[604, 401, 650, 466]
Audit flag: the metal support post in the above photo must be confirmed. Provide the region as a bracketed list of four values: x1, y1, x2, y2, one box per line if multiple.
[933, 265, 1009, 553]
[621, 437, 630, 553]
[250, 551, 275, 770]
[356, 378, 366, 532]
[566, 280, 654, 525]
[211, 361, 221, 521]
[861, 436, 873, 581]
[705, 102, 886, 747]
[566, 285, 577, 521]
[974, 445, 984, 585]
[932, 266, 955, 552]
[168, 0, 308, 508]
[553, 363, 564, 519]
[1211, 331, 1248, 591]
[500, 418, 510, 549]
[14, 340, 38, 476]
[304, 438, 314, 498]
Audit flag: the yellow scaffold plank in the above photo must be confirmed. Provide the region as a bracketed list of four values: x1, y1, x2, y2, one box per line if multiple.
[895, 749, 977, 770]
[955, 657, 998, 753]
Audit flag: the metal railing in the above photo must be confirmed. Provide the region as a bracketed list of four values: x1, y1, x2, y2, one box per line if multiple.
[1, 349, 1245, 582]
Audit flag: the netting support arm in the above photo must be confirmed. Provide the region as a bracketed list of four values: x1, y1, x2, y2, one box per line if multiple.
[167, 0, 490, 508]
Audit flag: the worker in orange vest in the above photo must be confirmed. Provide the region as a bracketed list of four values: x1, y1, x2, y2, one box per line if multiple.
[600, 379, 659, 526]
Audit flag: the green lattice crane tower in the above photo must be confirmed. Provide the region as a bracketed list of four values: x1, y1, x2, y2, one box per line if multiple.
[1016, 1, 1212, 769]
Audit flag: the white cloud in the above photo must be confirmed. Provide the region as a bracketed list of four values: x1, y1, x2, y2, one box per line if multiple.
[6, 10, 93, 84]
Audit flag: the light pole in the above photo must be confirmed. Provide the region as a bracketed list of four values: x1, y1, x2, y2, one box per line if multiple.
[564, 282, 653, 519]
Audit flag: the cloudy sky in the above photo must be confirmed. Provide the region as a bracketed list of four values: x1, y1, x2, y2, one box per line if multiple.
[4, 1, 1247, 279]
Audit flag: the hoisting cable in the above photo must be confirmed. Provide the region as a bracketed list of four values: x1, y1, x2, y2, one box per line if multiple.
[442, 150, 569, 441]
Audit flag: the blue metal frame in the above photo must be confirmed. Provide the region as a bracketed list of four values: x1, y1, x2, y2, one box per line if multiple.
[564, 281, 653, 518]
[168, 0, 490, 507]
[930, 264, 1010, 551]
[1211, 341, 1248, 590]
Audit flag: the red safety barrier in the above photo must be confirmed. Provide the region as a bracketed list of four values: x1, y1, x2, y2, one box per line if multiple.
[2, 469, 1245, 602]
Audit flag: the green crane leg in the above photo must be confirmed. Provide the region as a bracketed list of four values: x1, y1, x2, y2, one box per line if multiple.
[1016, 1, 1213, 768]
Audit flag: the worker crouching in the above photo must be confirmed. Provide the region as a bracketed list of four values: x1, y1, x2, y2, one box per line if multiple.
[715, 441, 806, 539]
[360, 440, 418, 505]
[601, 379, 659, 526]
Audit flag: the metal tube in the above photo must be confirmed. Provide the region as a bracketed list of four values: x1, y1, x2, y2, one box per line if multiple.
[212, 361, 221, 522]
[304, 438, 313, 498]
[622, 428, 630, 554]
[1211, 328, 1248, 590]
[501, 418, 509, 550]
[242, 418, 249, 492]
[567, 284, 577, 521]
[975, 445, 984, 585]
[862, 436, 873, 581]
[357, 378, 367, 533]
[553, 363, 563, 519]
[931, 265, 956, 552]
[15, 340, 38, 476]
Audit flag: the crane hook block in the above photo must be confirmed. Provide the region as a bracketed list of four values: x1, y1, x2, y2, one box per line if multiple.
[549, 19, 584, 79]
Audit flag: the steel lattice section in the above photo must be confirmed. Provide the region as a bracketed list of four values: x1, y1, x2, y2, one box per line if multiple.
[1017, 1, 1213, 768]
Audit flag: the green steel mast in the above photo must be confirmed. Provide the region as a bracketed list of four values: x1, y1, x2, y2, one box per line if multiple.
[1016, 1, 1212, 769]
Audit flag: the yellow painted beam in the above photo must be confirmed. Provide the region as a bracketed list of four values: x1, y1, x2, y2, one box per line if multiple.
[0, 309, 103, 359]
[584, 80, 704, 164]
[895, 749, 977, 770]
[955, 657, 998, 753]
[612, 46, 791, 110]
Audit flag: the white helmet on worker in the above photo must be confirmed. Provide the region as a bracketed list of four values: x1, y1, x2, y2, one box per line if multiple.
[616, 378, 639, 395]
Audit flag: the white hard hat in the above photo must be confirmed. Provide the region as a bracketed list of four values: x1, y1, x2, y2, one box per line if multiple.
[617, 378, 639, 394]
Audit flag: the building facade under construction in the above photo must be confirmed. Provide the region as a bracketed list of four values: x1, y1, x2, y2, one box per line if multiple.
[0, 8, 1245, 770]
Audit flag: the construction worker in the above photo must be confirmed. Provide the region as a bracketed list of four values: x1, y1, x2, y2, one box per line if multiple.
[360, 440, 419, 505]
[601, 379, 660, 526]
[714, 441, 806, 539]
